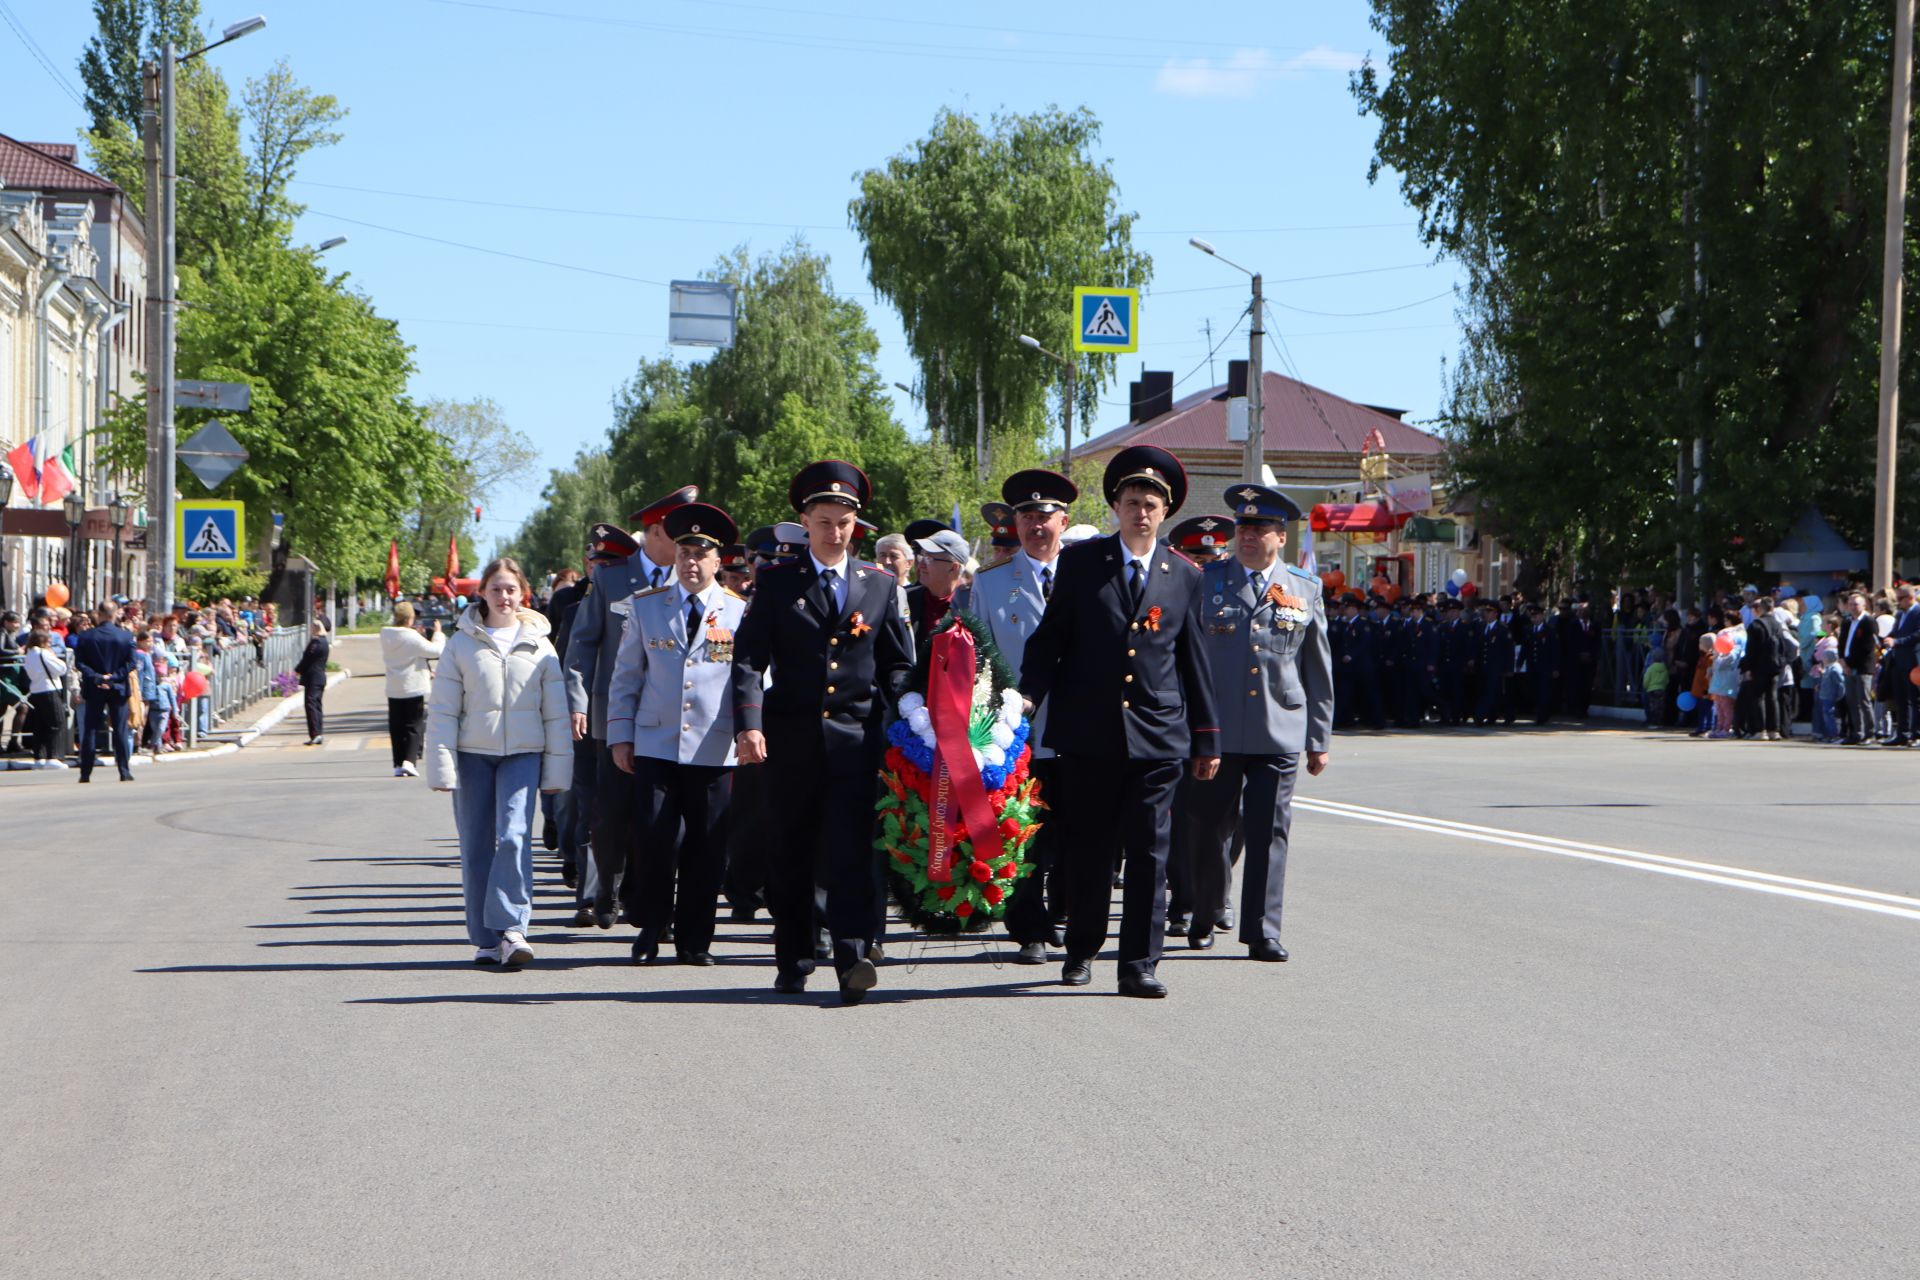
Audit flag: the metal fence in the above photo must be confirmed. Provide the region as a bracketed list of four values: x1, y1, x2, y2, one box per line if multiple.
[1595, 626, 1658, 709]
[183, 626, 308, 746]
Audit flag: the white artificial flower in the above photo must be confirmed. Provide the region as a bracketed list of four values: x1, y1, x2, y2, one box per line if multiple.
[999, 688, 1022, 715]
[899, 692, 925, 715]
[907, 707, 933, 736]
[983, 745, 1006, 768]
[990, 723, 1015, 750]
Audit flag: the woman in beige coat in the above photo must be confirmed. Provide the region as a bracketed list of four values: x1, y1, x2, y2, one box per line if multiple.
[379, 601, 444, 777]
[424, 558, 572, 967]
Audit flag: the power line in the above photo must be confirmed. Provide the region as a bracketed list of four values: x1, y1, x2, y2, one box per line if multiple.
[424, 0, 1337, 74]
[304, 209, 672, 286]
[1148, 262, 1442, 298]
[293, 178, 847, 232]
[1266, 288, 1455, 319]
[0, 1, 86, 109]
[1097, 311, 1249, 406]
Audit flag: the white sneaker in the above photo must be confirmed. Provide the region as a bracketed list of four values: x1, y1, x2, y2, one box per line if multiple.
[34, 760, 68, 771]
[498, 932, 533, 967]
[400, 761, 419, 777]
[473, 947, 498, 964]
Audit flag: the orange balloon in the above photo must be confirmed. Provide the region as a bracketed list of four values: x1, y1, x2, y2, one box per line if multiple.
[1382, 583, 1403, 603]
[1324, 569, 1346, 589]
[1910, 665, 1920, 689]
[45, 581, 70, 608]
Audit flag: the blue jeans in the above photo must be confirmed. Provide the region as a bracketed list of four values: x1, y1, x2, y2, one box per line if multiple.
[1813, 696, 1839, 740]
[453, 751, 541, 949]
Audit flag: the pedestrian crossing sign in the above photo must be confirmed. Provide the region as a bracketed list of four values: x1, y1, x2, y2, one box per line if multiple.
[1072, 286, 1139, 353]
[176, 499, 245, 568]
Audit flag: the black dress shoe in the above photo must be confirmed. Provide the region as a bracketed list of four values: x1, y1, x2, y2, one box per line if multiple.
[119, 769, 134, 781]
[542, 818, 559, 851]
[77, 774, 90, 783]
[1187, 928, 1214, 950]
[840, 957, 878, 1004]
[677, 950, 716, 966]
[729, 903, 758, 922]
[1215, 908, 1235, 933]
[1249, 938, 1288, 962]
[773, 971, 808, 995]
[560, 861, 578, 889]
[1165, 914, 1192, 938]
[1061, 958, 1093, 986]
[630, 930, 660, 965]
[1013, 941, 1048, 965]
[1048, 923, 1068, 948]
[593, 905, 616, 930]
[570, 906, 594, 929]
[1118, 972, 1168, 998]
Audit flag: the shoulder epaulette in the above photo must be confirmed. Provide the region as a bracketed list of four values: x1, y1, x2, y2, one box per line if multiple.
[1287, 563, 1320, 581]
[973, 558, 1012, 577]
[630, 585, 670, 601]
[722, 586, 747, 600]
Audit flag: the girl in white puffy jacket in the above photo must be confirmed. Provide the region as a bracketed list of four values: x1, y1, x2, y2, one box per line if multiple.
[424, 558, 572, 968]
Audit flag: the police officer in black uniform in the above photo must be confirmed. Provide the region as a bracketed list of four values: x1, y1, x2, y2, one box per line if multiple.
[730, 461, 914, 1004]
[1017, 445, 1220, 999]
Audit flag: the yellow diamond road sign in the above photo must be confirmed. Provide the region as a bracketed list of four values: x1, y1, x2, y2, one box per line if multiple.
[1072, 286, 1139, 353]
[176, 499, 245, 568]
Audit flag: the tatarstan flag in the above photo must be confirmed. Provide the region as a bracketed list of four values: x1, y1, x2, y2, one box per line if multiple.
[35, 440, 76, 507]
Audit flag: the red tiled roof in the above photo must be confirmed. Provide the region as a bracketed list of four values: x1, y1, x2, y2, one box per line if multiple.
[1081, 370, 1445, 458]
[25, 142, 76, 163]
[0, 133, 119, 193]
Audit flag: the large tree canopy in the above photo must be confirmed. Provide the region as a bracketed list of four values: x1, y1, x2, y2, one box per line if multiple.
[1354, 0, 1920, 590]
[850, 106, 1151, 469]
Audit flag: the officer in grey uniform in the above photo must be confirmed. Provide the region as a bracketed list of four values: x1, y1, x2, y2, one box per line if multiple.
[1187, 484, 1333, 962]
[605, 501, 749, 966]
[973, 468, 1078, 964]
[564, 484, 698, 924]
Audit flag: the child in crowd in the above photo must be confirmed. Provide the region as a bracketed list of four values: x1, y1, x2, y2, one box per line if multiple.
[1708, 633, 1743, 739]
[1811, 637, 1844, 743]
[1688, 634, 1716, 736]
[1642, 653, 1669, 725]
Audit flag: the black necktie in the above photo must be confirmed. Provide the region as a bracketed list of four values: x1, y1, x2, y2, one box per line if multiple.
[821, 568, 839, 614]
[1128, 560, 1144, 612]
[651, 565, 666, 589]
[1249, 570, 1263, 599]
[1040, 567, 1053, 602]
[686, 595, 703, 645]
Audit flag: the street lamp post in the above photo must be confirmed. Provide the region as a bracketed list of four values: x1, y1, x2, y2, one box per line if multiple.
[1190, 239, 1265, 483]
[109, 493, 130, 600]
[1016, 335, 1076, 473]
[142, 15, 267, 616]
[63, 490, 87, 607]
[0, 468, 13, 611]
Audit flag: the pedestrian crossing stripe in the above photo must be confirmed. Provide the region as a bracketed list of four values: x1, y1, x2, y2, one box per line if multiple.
[175, 499, 245, 567]
[1072, 286, 1140, 353]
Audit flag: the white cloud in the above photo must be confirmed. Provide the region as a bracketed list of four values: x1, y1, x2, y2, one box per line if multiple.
[1280, 45, 1366, 75]
[1153, 48, 1276, 99]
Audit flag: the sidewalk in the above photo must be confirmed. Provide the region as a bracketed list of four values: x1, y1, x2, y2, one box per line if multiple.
[0, 634, 380, 779]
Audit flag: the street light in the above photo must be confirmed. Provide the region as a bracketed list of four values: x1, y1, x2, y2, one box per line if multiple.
[109, 492, 130, 601]
[317, 236, 347, 252]
[63, 490, 87, 607]
[1191, 237, 1266, 483]
[1017, 334, 1077, 473]
[145, 14, 268, 616]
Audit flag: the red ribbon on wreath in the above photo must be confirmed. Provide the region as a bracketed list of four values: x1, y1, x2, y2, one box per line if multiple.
[926, 624, 1006, 883]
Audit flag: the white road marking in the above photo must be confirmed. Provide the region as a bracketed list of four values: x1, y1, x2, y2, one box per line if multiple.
[1295, 796, 1920, 923]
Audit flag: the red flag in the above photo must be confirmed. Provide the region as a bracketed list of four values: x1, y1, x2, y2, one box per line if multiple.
[383, 539, 401, 601]
[5, 439, 38, 503]
[444, 532, 459, 585]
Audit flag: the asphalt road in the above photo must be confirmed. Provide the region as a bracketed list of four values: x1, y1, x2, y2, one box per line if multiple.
[6, 644, 1917, 1279]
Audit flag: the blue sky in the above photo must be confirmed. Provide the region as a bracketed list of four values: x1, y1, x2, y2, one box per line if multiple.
[2, 0, 1461, 547]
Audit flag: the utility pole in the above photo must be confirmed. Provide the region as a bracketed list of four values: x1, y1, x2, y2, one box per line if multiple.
[1874, 0, 1915, 590]
[1677, 62, 1708, 608]
[1245, 273, 1265, 483]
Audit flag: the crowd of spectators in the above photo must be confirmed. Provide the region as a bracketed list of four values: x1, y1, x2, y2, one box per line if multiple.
[0, 593, 283, 770]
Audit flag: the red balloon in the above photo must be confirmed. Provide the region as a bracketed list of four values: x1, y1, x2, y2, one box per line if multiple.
[1910, 666, 1920, 689]
[1460, 581, 1479, 597]
[181, 671, 210, 700]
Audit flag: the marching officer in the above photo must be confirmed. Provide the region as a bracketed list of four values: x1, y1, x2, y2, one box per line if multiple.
[730, 460, 914, 1003]
[606, 502, 748, 966]
[1018, 446, 1219, 998]
[1167, 514, 1236, 563]
[565, 484, 698, 926]
[979, 502, 1020, 566]
[1185, 484, 1332, 961]
[555, 523, 637, 924]
[971, 468, 1077, 964]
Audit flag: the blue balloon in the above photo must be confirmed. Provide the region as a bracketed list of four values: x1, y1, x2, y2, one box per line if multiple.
[1444, 580, 1461, 596]
[1676, 691, 1697, 712]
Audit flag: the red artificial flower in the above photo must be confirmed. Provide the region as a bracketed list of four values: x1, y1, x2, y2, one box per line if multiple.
[892, 851, 913, 865]
[983, 884, 1004, 906]
[1143, 605, 1163, 632]
[969, 859, 992, 883]
[998, 817, 1022, 842]
[936, 886, 956, 902]
[997, 861, 1018, 879]
[955, 900, 974, 918]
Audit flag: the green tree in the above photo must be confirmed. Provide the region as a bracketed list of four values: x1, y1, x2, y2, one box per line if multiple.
[1354, 0, 1920, 591]
[408, 397, 536, 584]
[78, 0, 147, 135]
[851, 106, 1151, 471]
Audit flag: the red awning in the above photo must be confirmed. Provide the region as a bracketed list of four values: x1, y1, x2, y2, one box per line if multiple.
[1309, 502, 1411, 534]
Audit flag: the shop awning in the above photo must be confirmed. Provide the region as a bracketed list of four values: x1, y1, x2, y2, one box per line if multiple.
[1309, 502, 1411, 534]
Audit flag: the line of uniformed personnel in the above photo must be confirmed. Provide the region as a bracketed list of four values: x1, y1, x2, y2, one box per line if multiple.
[541, 446, 1333, 1004]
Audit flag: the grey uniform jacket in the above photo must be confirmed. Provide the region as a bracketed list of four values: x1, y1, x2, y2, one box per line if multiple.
[1199, 558, 1334, 756]
[564, 555, 671, 739]
[604, 584, 749, 767]
[971, 553, 1056, 759]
